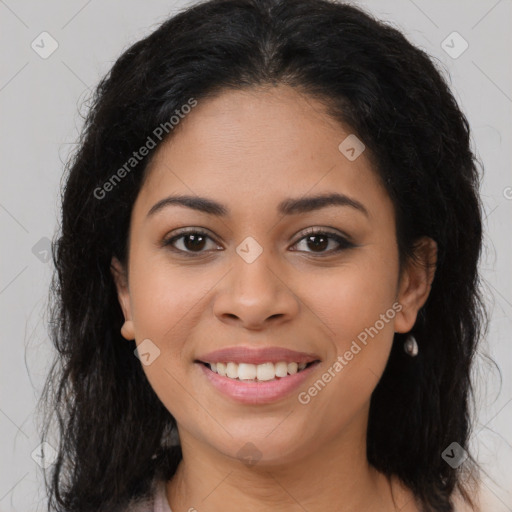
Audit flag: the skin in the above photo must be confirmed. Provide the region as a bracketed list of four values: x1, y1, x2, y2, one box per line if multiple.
[112, 85, 437, 512]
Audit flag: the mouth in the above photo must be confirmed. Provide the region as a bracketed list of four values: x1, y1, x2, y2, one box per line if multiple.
[196, 360, 320, 382]
[195, 359, 322, 404]
[194, 346, 322, 404]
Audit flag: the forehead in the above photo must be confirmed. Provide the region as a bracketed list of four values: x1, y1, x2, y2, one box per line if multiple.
[134, 85, 390, 219]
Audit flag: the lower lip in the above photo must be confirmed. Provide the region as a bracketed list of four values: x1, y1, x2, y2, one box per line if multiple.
[197, 361, 321, 405]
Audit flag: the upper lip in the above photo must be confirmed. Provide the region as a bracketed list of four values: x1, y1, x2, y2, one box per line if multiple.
[196, 346, 321, 365]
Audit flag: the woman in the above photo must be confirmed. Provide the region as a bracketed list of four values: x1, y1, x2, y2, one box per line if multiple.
[41, 0, 486, 510]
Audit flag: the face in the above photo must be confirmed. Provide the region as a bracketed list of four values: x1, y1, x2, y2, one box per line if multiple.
[112, 85, 435, 467]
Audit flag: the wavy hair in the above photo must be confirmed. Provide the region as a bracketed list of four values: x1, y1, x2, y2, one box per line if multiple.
[40, 0, 487, 510]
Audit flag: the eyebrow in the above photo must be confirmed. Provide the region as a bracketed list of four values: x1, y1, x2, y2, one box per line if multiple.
[146, 192, 369, 218]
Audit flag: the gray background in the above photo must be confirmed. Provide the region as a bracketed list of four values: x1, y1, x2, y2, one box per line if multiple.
[0, 0, 510, 510]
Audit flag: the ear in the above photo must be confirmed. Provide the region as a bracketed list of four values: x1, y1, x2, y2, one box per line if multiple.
[394, 237, 437, 333]
[111, 256, 135, 340]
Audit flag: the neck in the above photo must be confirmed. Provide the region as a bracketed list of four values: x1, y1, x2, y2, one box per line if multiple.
[166, 406, 415, 511]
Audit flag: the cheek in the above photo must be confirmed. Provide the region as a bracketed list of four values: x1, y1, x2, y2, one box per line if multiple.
[311, 253, 399, 340]
[296, 271, 396, 436]
[126, 251, 211, 404]
[128, 249, 213, 341]
[303, 248, 398, 402]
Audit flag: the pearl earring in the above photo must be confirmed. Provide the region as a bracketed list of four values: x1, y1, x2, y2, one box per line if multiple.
[404, 334, 419, 357]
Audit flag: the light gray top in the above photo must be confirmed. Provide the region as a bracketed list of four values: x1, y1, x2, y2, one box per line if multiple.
[153, 479, 173, 512]
[125, 479, 173, 512]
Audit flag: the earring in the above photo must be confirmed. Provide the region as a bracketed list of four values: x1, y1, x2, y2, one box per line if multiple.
[404, 334, 419, 357]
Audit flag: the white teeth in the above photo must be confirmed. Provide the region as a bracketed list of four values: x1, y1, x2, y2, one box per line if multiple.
[257, 362, 275, 381]
[238, 363, 257, 380]
[226, 362, 238, 379]
[216, 362, 226, 376]
[275, 362, 288, 377]
[288, 362, 298, 375]
[206, 360, 313, 380]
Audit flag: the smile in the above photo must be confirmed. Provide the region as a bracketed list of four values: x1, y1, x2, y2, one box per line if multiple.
[201, 361, 315, 381]
[196, 360, 321, 404]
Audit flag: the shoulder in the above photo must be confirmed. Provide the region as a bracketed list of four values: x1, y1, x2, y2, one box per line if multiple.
[152, 478, 173, 512]
[124, 495, 154, 512]
[390, 475, 480, 512]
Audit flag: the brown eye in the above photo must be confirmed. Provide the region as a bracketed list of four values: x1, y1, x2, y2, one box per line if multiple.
[292, 229, 354, 255]
[304, 234, 329, 252]
[163, 230, 221, 254]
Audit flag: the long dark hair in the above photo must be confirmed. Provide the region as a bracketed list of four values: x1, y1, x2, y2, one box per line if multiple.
[40, 0, 487, 510]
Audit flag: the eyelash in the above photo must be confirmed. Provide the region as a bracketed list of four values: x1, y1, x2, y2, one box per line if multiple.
[162, 227, 355, 256]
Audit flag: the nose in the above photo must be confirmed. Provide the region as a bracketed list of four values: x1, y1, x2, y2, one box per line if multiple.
[212, 250, 300, 330]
